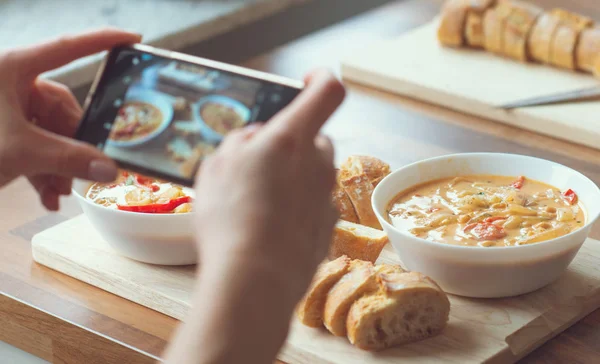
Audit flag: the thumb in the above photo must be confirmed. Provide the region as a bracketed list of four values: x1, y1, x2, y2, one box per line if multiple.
[23, 127, 118, 182]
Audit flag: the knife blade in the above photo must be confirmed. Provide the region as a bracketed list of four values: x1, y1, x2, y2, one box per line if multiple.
[496, 86, 600, 109]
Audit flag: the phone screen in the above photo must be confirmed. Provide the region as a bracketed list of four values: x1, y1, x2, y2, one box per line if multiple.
[76, 46, 302, 186]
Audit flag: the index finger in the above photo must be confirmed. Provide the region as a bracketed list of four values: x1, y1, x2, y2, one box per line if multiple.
[264, 69, 346, 141]
[12, 27, 141, 78]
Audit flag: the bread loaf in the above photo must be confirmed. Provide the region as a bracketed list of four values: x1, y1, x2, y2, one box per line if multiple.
[323, 260, 379, 336]
[341, 174, 381, 230]
[329, 219, 389, 263]
[346, 271, 451, 351]
[576, 27, 600, 72]
[437, 0, 470, 47]
[296, 255, 351, 327]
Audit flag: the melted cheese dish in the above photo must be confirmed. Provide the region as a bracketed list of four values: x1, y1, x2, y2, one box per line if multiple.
[87, 171, 194, 214]
[387, 175, 585, 247]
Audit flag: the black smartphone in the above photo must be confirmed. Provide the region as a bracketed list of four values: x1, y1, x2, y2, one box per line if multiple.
[76, 44, 303, 186]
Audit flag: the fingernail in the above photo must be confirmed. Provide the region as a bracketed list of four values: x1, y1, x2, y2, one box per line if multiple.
[88, 160, 117, 182]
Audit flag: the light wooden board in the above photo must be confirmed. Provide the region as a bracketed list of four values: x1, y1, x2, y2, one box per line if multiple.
[32, 215, 600, 363]
[340, 20, 600, 150]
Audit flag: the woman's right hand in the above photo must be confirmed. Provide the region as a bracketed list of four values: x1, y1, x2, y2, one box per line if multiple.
[193, 69, 345, 302]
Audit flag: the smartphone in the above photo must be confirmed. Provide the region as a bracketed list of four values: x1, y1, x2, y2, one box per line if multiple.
[76, 44, 303, 186]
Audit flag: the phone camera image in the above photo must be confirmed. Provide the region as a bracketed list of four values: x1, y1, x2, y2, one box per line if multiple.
[101, 54, 266, 182]
[77, 47, 302, 185]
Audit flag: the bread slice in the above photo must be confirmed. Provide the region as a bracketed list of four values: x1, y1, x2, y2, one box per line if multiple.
[528, 12, 562, 63]
[549, 9, 594, 70]
[347, 271, 451, 351]
[296, 255, 351, 327]
[464, 1, 496, 48]
[333, 170, 360, 223]
[329, 220, 389, 263]
[577, 27, 600, 72]
[502, 1, 543, 61]
[341, 174, 381, 230]
[483, 1, 514, 55]
[340, 155, 391, 188]
[323, 260, 379, 336]
[437, 0, 470, 47]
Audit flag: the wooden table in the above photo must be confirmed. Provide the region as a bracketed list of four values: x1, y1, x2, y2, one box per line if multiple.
[2, 0, 600, 363]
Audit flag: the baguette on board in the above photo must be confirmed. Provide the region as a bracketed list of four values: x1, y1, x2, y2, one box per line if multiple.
[329, 219, 389, 263]
[502, 1, 543, 61]
[347, 271, 451, 351]
[323, 260, 379, 336]
[296, 255, 351, 327]
[577, 26, 600, 72]
[438, 0, 496, 47]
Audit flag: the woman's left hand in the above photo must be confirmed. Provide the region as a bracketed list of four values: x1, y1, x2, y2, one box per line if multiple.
[0, 28, 141, 210]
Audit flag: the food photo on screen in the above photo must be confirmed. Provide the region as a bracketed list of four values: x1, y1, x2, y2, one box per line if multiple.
[102, 57, 263, 180]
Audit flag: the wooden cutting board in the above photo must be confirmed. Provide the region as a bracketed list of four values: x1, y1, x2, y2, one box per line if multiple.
[340, 20, 600, 150]
[32, 215, 600, 363]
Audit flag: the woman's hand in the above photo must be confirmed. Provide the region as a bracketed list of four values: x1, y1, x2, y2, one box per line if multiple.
[194, 69, 345, 300]
[165, 69, 345, 364]
[0, 29, 141, 210]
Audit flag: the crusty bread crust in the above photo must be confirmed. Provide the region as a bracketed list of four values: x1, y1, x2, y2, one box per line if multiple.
[576, 27, 600, 72]
[340, 155, 391, 188]
[296, 256, 351, 327]
[323, 260, 378, 336]
[329, 220, 389, 263]
[346, 271, 451, 351]
[465, 11, 486, 47]
[341, 174, 381, 230]
[332, 170, 359, 223]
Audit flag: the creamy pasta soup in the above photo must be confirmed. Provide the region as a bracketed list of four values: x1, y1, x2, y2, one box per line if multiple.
[386, 175, 585, 247]
[87, 171, 194, 214]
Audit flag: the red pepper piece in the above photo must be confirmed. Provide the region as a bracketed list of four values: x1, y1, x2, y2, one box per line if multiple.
[465, 222, 506, 240]
[562, 189, 578, 205]
[511, 176, 525, 189]
[117, 196, 191, 213]
[484, 216, 506, 223]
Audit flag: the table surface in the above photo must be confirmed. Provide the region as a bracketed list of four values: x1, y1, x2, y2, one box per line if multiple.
[2, 0, 600, 363]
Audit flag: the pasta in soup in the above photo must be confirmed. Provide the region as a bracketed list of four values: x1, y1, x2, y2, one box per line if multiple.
[386, 175, 584, 247]
[86, 171, 194, 214]
[109, 102, 163, 142]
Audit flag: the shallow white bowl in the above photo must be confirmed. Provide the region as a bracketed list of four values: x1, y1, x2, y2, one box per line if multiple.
[372, 153, 600, 298]
[73, 179, 196, 265]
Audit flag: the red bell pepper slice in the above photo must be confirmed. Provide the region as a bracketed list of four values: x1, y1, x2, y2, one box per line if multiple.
[562, 189, 578, 205]
[511, 176, 525, 189]
[464, 222, 506, 240]
[117, 196, 191, 213]
[484, 216, 506, 223]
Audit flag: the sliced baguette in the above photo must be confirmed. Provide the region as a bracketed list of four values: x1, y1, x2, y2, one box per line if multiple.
[464, 0, 497, 48]
[502, 1, 543, 61]
[347, 271, 451, 351]
[341, 174, 381, 230]
[549, 9, 594, 70]
[323, 260, 379, 336]
[333, 170, 360, 223]
[296, 255, 351, 327]
[528, 12, 562, 63]
[329, 220, 389, 263]
[340, 155, 391, 188]
[483, 1, 514, 55]
[437, 0, 471, 47]
[576, 26, 600, 72]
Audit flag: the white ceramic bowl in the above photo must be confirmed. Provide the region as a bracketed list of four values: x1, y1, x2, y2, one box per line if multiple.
[372, 153, 600, 298]
[72, 179, 196, 265]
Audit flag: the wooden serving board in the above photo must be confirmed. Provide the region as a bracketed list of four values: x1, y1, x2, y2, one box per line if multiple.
[340, 20, 600, 150]
[32, 215, 600, 363]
